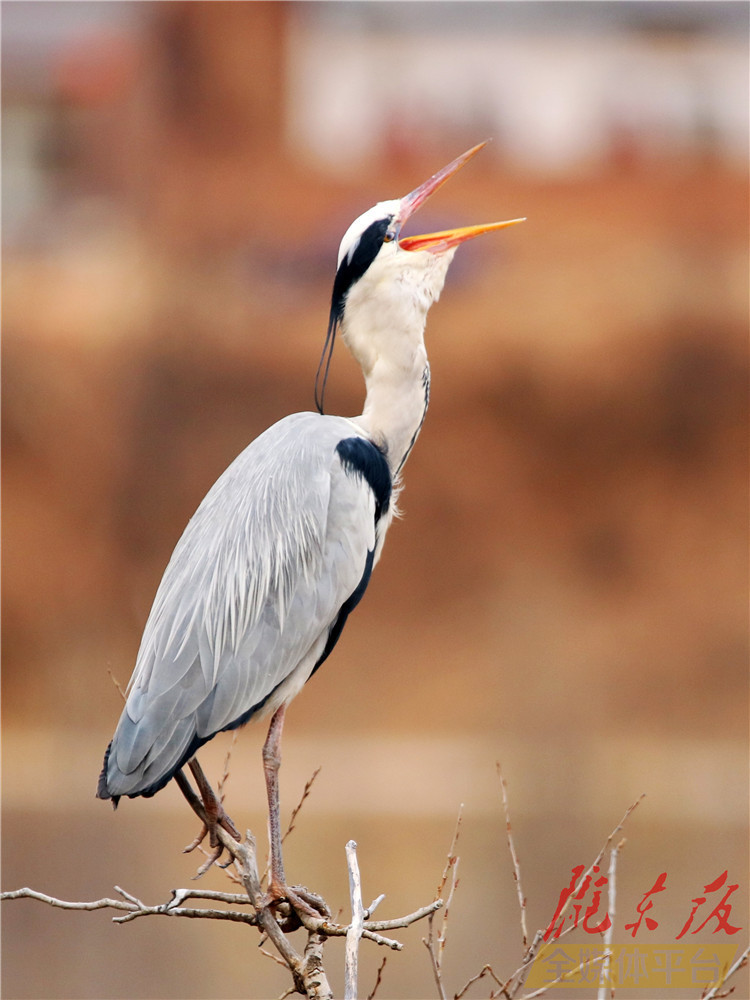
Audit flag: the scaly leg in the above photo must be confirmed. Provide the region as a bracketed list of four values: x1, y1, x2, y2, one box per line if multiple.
[260, 705, 328, 922]
[262, 704, 288, 899]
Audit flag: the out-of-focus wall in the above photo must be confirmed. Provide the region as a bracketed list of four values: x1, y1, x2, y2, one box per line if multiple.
[2, 3, 747, 998]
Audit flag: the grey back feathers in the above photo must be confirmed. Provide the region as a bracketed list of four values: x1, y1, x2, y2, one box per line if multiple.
[99, 412, 391, 800]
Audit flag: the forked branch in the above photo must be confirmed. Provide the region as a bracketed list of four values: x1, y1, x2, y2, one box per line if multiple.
[1, 818, 442, 1000]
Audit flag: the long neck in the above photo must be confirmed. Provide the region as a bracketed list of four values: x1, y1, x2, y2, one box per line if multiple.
[357, 347, 431, 476]
[341, 246, 453, 475]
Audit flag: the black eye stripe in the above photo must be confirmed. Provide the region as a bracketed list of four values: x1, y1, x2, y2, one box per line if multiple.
[330, 217, 391, 321]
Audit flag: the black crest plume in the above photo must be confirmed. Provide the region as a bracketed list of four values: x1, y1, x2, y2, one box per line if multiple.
[315, 216, 392, 414]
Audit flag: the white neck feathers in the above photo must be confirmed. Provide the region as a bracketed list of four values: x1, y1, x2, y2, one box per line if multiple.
[341, 247, 455, 473]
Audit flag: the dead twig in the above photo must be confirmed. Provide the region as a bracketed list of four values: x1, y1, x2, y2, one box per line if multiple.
[455, 963, 504, 1000]
[497, 762, 528, 949]
[107, 669, 126, 701]
[423, 804, 463, 1000]
[217, 730, 240, 804]
[367, 956, 388, 1000]
[283, 766, 322, 845]
[701, 944, 750, 1000]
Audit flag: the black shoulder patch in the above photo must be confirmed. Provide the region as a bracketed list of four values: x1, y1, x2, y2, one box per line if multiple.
[336, 436, 392, 523]
[330, 217, 391, 321]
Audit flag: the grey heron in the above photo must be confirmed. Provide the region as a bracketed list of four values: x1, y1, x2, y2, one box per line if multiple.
[97, 142, 522, 902]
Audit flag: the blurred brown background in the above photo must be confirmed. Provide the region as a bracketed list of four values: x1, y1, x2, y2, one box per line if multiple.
[2, 3, 747, 998]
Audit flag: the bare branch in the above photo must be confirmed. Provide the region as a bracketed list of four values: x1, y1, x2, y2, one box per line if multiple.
[424, 935, 447, 1000]
[364, 900, 443, 933]
[107, 669, 126, 701]
[437, 814, 461, 970]
[345, 840, 366, 1000]
[276, 985, 298, 1000]
[221, 830, 307, 982]
[597, 838, 624, 1000]
[424, 805, 463, 1000]
[259, 945, 290, 970]
[455, 963, 504, 1000]
[361, 929, 404, 951]
[591, 795, 644, 870]
[289, 899, 444, 951]
[0, 885, 260, 927]
[115, 904, 258, 926]
[217, 729, 240, 804]
[367, 956, 388, 1000]
[497, 762, 528, 949]
[701, 944, 750, 1000]
[284, 766, 322, 845]
[437, 805, 464, 899]
[166, 886, 253, 908]
[0, 887, 137, 914]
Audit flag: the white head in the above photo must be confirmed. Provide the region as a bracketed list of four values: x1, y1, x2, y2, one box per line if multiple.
[315, 143, 524, 412]
[333, 199, 455, 377]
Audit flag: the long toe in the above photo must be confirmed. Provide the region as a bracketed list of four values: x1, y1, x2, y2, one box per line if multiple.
[267, 880, 330, 922]
[183, 823, 210, 854]
[216, 806, 241, 843]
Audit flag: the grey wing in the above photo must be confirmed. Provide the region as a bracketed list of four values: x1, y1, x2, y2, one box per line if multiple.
[99, 412, 390, 800]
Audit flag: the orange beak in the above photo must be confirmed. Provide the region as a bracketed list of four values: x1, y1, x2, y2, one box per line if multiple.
[396, 141, 525, 253]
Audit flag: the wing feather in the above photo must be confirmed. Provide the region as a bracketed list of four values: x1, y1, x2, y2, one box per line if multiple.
[102, 412, 385, 798]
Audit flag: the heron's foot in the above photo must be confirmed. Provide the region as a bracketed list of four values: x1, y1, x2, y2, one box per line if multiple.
[266, 882, 331, 930]
[183, 806, 241, 852]
[172, 757, 242, 876]
[182, 804, 242, 877]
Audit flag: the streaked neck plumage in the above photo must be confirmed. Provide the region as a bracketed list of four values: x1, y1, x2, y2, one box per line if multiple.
[342, 246, 456, 476]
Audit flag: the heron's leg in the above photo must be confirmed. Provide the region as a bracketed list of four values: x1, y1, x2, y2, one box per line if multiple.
[188, 757, 241, 844]
[262, 704, 287, 899]
[260, 706, 331, 922]
[174, 758, 240, 876]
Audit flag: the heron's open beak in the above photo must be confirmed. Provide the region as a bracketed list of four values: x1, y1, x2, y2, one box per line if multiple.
[397, 141, 525, 253]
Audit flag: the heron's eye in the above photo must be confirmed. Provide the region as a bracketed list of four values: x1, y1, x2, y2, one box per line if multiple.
[383, 228, 396, 243]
